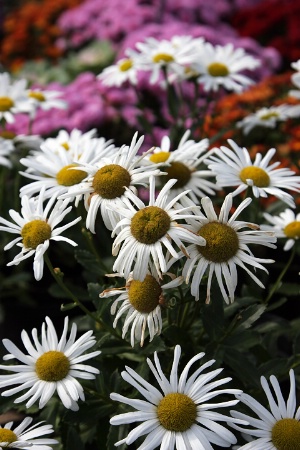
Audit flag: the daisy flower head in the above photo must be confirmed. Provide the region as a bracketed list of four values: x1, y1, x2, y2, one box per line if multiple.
[0, 316, 101, 411]
[27, 88, 67, 117]
[191, 42, 260, 92]
[205, 139, 300, 208]
[135, 35, 202, 85]
[110, 344, 244, 449]
[0, 188, 81, 280]
[100, 271, 183, 347]
[230, 369, 300, 450]
[0, 129, 43, 154]
[0, 72, 32, 123]
[97, 49, 141, 87]
[19, 131, 114, 200]
[237, 104, 300, 135]
[0, 416, 57, 449]
[44, 128, 100, 151]
[147, 129, 217, 202]
[178, 194, 276, 304]
[60, 132, 162, 232]
[111, 175, 206, 282]
[263, 208, 300, 251]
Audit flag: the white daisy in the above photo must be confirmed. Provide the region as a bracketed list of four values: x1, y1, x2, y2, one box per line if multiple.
[291, 59, 300, 72]
[60, 132, 162, 232]
[44, 128, 100, 150]
[0, 416, 57, 449]
[289, 59, 300, 99]
[230, 369, 300, 450]
[100, 271, 183, 347]
[27, 88, 67, 117]
[237, 104, 300, 135]
[0, 137, 14, 168]
[191, 42, 260, 92]
[178, 194, 276, 304]
[205, 139, 300, 208]
[98, 49, 140, 86]
[111, 175, 206, 281]
[0, 316, 100, 411]
[0, 129, 43, 153]
[0, 73, 32, 123]
[0, 188, 81, 280]
[135, 35, 202, 84]
[147, 130, 217, 202]
[263, 208, 300, 251]
[19, 131, 114, 200]
[110, 344, 244, 449]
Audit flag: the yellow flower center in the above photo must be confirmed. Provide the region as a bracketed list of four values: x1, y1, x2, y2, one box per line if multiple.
[271, 418, 300, 450]
[119, 59, 133, 72]
[284, 221, 300, 239]
[0, 97, 14, 112]
[0, 130, 16, 139]
[260, 112, 279, 120]
[197, 221, 239, 262]
[131, 206, 171, 244]
[152, 53, 174, 64]
[21, 220, 52, 249]
[165, 162, 191, 188]
[0, 428, 18, 444]
[149, 151, 170, 164]
[128, 274, 162, 313]
[157, 393, 197, 432]
[239, 166, 270, 187]
[92, 164, 131, 199]
[207, 62, 229, 77]
[28, 91, 46, 102]
[61, 142, 70, 150]
[35, 350, 70, 381]
[56, 164, 87, 186]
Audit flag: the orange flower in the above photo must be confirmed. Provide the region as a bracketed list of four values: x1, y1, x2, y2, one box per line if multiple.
[0, 0, 81, 69]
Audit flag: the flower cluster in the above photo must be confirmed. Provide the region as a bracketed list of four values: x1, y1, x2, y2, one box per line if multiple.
[0, 0, 82, 70]
[1, 5, 300, 450]
[99, 35, 260, 92]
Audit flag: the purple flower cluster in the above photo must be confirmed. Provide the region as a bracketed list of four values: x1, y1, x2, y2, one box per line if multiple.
[8, 0, 280, 139]
[57, 0, 280, 80]
[58, 0, 266, 52]
[8, 72, 139, 138]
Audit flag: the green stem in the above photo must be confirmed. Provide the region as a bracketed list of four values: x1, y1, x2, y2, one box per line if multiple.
[77, 203, 109, 274]
[44, 253, 100, 322]
[44, 253, 122, 338]
[264, 245, 296, 304]
[177, 285, 191, 328]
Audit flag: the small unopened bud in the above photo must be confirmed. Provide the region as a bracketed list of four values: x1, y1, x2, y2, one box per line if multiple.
[54, 267, 64, 277]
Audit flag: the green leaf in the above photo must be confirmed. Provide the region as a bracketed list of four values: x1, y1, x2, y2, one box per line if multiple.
[225, 329, 261, 350]
[202, 287, 225, 340]
[224, 348, 261, 388]
[66, 426, 85, 450]
[258, 358, 289, 378]
[140, 335, 166, 355]
[107, 424, 128, 450]
[74, 249, 105, 277]
[236, 304, 266, 330]
[293, 331, 300, 355]
[275, 283, 300, 296]
[162, 324, 194, 350]
[266, 297, 288, 312]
